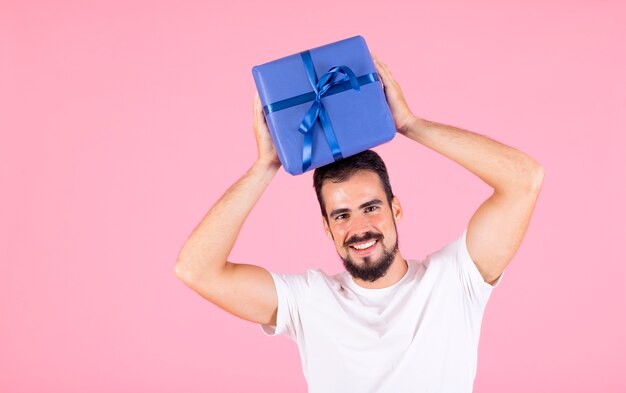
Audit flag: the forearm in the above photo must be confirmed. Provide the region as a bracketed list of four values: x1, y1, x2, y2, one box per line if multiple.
[401, 117, 544, 194]
[175, 160, 280, 283]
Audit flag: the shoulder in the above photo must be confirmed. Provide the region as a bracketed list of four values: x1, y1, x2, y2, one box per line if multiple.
[422, 235, 462, 267]
[424, 230, 481, 266]
[419, 231, 470, 280]
[425, 229, 503, 291]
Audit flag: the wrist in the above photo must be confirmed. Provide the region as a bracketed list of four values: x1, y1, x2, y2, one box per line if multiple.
[398, 115, 426, 136]
[253, 158, 281, 173]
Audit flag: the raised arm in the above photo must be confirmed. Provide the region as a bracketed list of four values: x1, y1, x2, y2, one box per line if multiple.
[373, 55, 544, 285]
[175, 93, 281, 325]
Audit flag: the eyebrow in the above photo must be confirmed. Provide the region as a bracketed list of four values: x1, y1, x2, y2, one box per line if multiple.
[329, 199, 384, 218]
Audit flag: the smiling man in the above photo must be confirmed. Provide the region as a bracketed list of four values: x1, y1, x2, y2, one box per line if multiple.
[175, 56, 544, 393]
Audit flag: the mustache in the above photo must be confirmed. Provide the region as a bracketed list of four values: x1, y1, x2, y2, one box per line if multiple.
[344, 232, 383, 247]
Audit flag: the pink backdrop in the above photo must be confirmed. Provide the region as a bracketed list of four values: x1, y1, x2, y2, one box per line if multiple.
[2, 0, 625, 392]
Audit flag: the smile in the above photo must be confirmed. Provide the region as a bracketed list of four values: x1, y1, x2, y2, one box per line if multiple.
[351, 240, 377, 250]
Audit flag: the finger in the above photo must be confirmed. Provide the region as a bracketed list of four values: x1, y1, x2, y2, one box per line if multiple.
[372, 55, 385, 71]
[376, 63, 395, 89]
[374, 62, 381, 74]
[372, 58, 384, 74]
[255, 94, 267, 126]
[370, 56, 387, 88]
[375, 62, 389, 84]
[371, 53, 386, 70]
[253, 94, 264, 130]
[254, 91, 261, 112]
[376, 60, 390, 76]
[373, 56, 392, 77]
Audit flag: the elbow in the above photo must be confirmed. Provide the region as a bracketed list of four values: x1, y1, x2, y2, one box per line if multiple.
[174, 261, 186, 281]
[516, 156, 544, 194]
[174, 258, 223, 287]
[174, 259, 195, 285]
[505, 162, 544, 198]
[528, 164, 544, 195]
[174, 246, 198, 284]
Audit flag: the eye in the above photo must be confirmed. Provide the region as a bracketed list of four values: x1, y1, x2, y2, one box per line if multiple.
[365, 206, 379, 213]
[335, 213, 348, 221]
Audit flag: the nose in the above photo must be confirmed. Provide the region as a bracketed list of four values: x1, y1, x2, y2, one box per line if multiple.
[350, 212, 373, 235]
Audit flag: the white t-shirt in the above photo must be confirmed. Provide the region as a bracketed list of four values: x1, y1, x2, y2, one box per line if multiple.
[260, 229, 502, 393]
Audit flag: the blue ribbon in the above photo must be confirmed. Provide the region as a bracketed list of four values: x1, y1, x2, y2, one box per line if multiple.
[263, 51, 380, 172]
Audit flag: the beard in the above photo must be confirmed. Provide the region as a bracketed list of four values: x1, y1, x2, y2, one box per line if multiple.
[340, 231, 399, 282]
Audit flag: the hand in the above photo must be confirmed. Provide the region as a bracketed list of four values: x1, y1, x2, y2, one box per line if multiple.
[253, 92, 281, 168]
[371, 54, 417, 135]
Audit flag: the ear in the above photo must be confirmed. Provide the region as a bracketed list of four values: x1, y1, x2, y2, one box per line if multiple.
[322, 215, 334, 241]
[391, 195, 403, 223]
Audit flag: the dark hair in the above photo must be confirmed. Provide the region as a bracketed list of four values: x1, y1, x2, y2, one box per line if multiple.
[313, 150, 394, 220]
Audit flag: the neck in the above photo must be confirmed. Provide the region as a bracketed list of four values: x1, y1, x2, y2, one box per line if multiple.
[352, 252, 408, 289]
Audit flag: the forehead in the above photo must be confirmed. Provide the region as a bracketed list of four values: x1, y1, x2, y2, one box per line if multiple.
[321, 170, 386, 209]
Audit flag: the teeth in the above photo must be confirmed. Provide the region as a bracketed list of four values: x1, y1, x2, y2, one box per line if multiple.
[352, 240, 376, 250]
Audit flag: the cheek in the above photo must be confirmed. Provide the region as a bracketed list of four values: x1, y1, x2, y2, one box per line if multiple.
[333, 228, 348, 244]
[376, 216, 398, 239]
[369, 215, 389, 231]
[328, 225, 348, 245]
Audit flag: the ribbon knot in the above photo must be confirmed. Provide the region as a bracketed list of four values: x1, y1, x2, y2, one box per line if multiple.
[298, 51, 361, 171]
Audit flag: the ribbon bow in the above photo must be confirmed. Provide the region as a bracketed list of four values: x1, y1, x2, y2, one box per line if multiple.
[298, 51, 361, 171]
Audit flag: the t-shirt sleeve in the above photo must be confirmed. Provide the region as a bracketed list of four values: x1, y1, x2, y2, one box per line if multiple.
[457, 228, 503, 305]
[435, 228, 504, 308]
[259, 270, 309, 341]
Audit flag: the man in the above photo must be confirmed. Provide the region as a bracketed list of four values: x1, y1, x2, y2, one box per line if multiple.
[175, 56, 544, 392]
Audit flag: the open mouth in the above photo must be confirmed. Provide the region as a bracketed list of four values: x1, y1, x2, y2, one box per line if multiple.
[350, 239, 377, 250]
[347, 238, 380, 257]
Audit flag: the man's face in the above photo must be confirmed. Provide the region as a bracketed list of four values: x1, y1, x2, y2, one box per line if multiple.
[321, 170, 402, 282]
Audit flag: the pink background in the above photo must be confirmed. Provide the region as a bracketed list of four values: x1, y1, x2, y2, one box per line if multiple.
[2, 0, 625, 392]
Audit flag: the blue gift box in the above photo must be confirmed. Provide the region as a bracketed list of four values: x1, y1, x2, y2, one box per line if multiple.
[252, 35, 396, 175]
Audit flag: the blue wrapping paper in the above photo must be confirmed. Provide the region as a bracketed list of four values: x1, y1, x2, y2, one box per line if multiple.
[252, 35, 396, 175]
